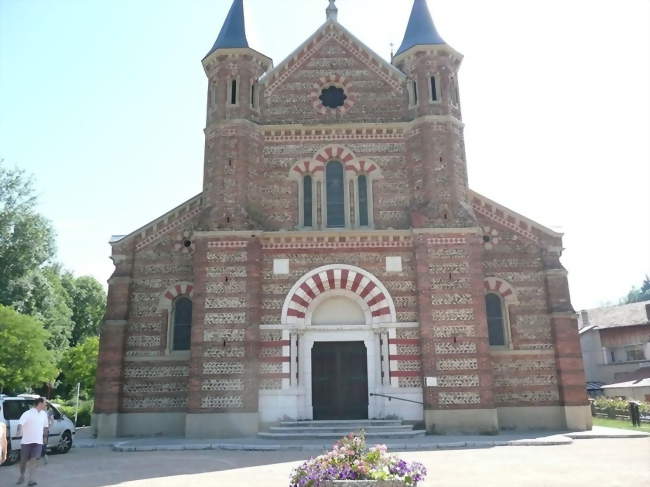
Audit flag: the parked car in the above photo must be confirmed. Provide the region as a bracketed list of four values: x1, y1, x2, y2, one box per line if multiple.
[1, 394, 76, 466]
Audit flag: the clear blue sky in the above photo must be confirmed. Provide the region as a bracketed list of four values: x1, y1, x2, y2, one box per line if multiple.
[1, 0, 649, 309]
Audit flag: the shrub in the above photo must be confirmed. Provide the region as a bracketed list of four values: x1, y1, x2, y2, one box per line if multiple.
[290, 432, 427, 487]
[53, 399, 93, 427]
[593, 397, 650, 417]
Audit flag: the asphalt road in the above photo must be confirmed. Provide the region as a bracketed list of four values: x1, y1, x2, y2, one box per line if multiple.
[0, 438, 648, 487]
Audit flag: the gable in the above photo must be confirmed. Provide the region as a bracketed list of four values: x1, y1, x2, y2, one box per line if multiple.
[260, 22, 409, 124]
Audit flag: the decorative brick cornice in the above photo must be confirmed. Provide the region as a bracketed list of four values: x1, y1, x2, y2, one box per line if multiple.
[470, 190, 562, 245]
[111, 194, 203, 251]
[263, 22, 405, 97]
[262, 233, 412, 250]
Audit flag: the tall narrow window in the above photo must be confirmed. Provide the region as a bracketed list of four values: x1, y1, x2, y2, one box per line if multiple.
[230, 79, 237, 105]
[303, 175, 313, 227]
[358, 175, 369, 227]
[450, 76, 459, 106]
[430, 76, 438, 102]
[326, 161, 345, 228]
[412, 80, 418, 105]
[485, 293, 506, 346]
[251, 83, 257, 108]
[172, 297, 192, 351]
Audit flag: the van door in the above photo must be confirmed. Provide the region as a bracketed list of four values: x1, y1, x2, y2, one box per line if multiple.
[46, 403, 63, 448]
[2, 399, 32, 452]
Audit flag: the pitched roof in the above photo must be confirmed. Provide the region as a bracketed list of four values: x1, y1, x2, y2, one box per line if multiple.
[602, 378, 650, 389]
[578, 300, 650, 330]
[396, 0, 446, 56]
[206, 0, 249, 56]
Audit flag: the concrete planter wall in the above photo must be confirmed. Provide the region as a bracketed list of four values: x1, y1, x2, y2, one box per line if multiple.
[323, 481, 408, 487]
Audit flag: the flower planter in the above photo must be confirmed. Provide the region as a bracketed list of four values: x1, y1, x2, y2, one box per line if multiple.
[324, 481, 408, 486]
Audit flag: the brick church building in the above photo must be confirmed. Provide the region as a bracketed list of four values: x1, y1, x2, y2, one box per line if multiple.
[95, 0, 591, 438]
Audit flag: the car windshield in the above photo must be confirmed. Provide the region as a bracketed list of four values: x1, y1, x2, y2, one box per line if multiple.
[2, 400, 32, 420]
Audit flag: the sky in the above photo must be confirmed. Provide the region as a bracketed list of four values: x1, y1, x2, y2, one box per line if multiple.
[1, 0, 648, 310]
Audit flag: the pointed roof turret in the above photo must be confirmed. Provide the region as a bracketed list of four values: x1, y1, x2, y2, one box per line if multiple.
[395, 0, 445, 57]
[207, 0, 249, 56]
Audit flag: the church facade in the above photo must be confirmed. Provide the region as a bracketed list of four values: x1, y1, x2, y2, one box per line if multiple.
[94, 0, 591, 438]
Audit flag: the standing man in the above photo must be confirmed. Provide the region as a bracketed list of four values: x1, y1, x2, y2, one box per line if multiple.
[16, 397, 48, 486]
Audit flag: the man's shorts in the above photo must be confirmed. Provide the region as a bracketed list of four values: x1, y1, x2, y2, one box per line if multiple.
[20, 443, 42, 461]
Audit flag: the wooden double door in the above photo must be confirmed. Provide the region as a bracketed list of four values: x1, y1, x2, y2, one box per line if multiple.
[311, 341, 369, 420]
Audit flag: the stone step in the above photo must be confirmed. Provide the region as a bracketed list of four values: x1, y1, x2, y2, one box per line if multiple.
[257, 430, 426, 440]
[268, 425, 415, 434]
[279, 420, 404, 428]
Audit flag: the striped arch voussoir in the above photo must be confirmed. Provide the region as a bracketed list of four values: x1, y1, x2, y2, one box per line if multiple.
[289, 145, 383, 179]
[282, 265, 396, 325]
[158, 282, 194, 311]
[484, 277, 518, 305]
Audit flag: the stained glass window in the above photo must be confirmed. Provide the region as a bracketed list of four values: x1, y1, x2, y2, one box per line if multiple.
[303, 175, 313, 227]
[326, 161, 345, 228]
[485, 293, 505, 346]
[358, 175, 369, 227]
[173, 297, 192, 351]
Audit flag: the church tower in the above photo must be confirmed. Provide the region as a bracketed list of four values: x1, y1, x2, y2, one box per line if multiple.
[393, 0, 472, 227]
[201, 0, 272, 230]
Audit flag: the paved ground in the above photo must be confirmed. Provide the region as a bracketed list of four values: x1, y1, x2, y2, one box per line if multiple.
[1, 438, 648, 487]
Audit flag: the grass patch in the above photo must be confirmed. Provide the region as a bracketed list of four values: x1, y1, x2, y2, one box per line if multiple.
[593, 417, 650, 433]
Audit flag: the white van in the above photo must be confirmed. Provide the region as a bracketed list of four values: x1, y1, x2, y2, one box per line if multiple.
[1, 395, 76, 466]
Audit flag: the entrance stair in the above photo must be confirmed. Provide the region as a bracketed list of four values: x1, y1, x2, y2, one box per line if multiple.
[258, 419, 425, 440]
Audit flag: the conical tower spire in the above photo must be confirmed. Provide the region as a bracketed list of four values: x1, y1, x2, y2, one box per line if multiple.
[207, 0, 249, 56]
[395, 0, 445, 57]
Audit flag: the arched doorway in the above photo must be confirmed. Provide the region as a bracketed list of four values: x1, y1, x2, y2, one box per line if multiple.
[310, 295, 369, 419]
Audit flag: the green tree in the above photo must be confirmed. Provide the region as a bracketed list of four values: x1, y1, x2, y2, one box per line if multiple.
[0, 305, 58, 393]
[57, 336, 99, 397]
[10, 267, 73, 358]
[0, 160, 56, 305]
[622, 275, 650, 304]
[61, 274, 106, 346]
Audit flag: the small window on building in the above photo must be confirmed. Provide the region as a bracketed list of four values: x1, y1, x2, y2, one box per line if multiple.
[210, 82, 217, 106]
[230, 79, 237, 105]
[251, 83, 257, 108]
[172, 297, 192, 351]
[485, 293, 506, 346]
[326, 161, 345, 228]
[430, 76, 438, 102]
[625, 345, 645, 362]
[303, 175, 313, 228]
[450, 76, 459, 106]
[408, 79, 418, 106]
[358, 175, 369, 227]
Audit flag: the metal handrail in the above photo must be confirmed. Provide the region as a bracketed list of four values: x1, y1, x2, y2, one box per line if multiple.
[369, 393, 424, 405]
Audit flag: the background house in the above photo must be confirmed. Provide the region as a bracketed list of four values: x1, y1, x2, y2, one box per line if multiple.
[578, 301, 650, 387]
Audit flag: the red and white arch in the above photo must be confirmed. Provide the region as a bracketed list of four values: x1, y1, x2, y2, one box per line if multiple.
[289, 145, 383, 180]
[484, 277, 518, 305]
[158, 282, 194, 311]
[281, 265, 396, 325]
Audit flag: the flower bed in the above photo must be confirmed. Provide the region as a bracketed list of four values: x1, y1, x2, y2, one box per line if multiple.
[290, 433, 426, 487]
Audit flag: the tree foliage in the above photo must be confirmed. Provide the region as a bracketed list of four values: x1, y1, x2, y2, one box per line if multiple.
[58, 336, 99, 397]
[622, 275, 650, 304]
[0, 160, 56, 305]
[0, 305, 58, 393]
[61, 274, 106, 346]
[10, 266, 73, 359]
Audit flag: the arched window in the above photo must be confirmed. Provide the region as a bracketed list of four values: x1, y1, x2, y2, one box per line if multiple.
[172, 297, 192, 351]
[303, 175, 313, 227]
[485, 293, 506, 346]
[326, 161, 345, 228]
[358, 175, 369, 227]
